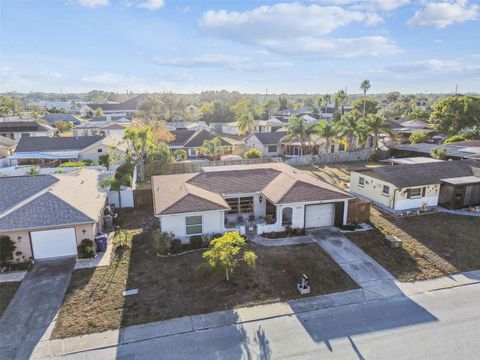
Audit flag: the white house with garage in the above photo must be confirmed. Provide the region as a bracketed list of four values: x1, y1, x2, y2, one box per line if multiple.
[152, 163, 353, 242]
[0, 169, 107, 261]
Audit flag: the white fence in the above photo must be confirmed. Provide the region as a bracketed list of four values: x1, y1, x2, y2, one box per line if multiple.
[107, 166, 137, 208]
[284, 149, 375, 166]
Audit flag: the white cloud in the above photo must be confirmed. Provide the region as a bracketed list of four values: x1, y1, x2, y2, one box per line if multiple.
[407, 0, 478, 28]
[386, 58, 480, 73]
[153, 54, 293, 72]
[199, 2, 399, 58]
[134, 0, 165, 11]
[81, 72, 125, 83]
[77, 0, 109, 7]
[315, 0, 409, 11]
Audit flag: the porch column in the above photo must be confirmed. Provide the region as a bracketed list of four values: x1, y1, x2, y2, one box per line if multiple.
[343, 199, 349, 225]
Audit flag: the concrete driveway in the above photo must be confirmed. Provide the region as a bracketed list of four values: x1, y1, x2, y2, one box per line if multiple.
[0, 257, 75, 360]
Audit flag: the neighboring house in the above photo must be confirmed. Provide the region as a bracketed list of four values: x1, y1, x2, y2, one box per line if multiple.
[40, 113, 82, 125]
[86, 95, 146, 115]
[221, 119, 284, 135]
[164, 121, 209, 132]
[0, 121, 55, 142]
[0, 136, 16, 158]
[245, 131, 287, 157]
[169, 129, 236, 158]
[13, 135, 127, 165]
[91, 115, 132, 123]
[391, 119, 434, 143]
[73, 122, 128, 137]
[152, 163, 353, 242]
[392, 142, 480, 160]
[280, 135, 346, 157]
[350, 160, 480, 211]
[0, 169, 107, 261]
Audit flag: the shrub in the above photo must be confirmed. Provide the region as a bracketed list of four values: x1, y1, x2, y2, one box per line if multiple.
[244, 148, 262, 159]
[77, 239, 95, 258]
[409, 131, 430, 144]
[153, 231, 173, 255]
[189, 235, 203, 249]
[26, 167, 40, 175]
[173, 149, 187, 161]
[0, 235, 15, 267]
[444, 134, 466, 144]
[113, 231, 131, 250]
[431, 148, 447, 160]
[59, 161, 86, 168]
[171, 239, 183, 254]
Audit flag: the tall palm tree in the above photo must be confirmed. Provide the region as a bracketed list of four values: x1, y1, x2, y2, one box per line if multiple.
[284, 116, 317, 156]
[335, 90, 348, 117]
[322, 94, 331, 117]
[237, 113, 255, 136]
[361, 114, 392, 149]
[315, 120, 339, 153]
[360, 80, 371, 120]
[336, 114, 366, 152]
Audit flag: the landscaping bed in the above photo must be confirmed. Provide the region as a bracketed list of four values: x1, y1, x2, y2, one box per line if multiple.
[347, 209, 480, 282]
[260, 227, 307, 239]
[52, 209, 357, 339]
[0, 282, 20, 317]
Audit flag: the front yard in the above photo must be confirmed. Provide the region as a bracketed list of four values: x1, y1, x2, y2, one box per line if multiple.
[52, 209, 357, 339]
[347, 209, 480, 282]
[0, 282, 20, 317]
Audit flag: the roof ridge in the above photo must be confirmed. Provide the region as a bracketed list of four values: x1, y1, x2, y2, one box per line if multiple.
[46, 191, 95, 222]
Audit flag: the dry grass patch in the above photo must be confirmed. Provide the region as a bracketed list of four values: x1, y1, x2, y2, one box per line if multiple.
[0, 282, 20, 317]
[348, 209, 480, 282]
[52, 210, 357, 339]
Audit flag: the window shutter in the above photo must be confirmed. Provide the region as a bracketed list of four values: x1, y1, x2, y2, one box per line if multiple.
[422, 187, 426, 197]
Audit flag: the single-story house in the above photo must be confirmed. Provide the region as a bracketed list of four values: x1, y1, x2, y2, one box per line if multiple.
[164, 121, 209, 132]
[0, 121, 55, 142]
[40, 113, 82, 125]
[245, 131, 287, 157]
[390, 119, 435, 143]
[73, 122, 128, 137]
[152, 163, 353, 242]
[13, 135, 127, 165]
[350, 160, 480, 211]
[0, 169, 107, 261]
[169, 129, 236, 158]
[91, 115, 132, 123]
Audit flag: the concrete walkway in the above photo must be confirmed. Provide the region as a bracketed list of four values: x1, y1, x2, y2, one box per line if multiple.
[0, 271, 27, 283]
[311, 228, 403, 300]
[0, 257, 76, 360]
[74, 232, 115, 270]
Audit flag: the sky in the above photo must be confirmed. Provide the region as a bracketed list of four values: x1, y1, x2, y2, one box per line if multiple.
[1, 0, 479, 94]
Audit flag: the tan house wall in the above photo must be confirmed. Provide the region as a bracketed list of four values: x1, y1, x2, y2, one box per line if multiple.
[79, 143, 124, 163]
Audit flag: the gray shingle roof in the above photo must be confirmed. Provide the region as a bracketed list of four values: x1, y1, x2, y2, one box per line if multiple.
[91, 115, 132, 122]
[355, 159, 480, 188]
[0, 192, 93, 231]
[15, 136, 103, 153]
[184, 130, 232, 148]
[88, 95, 146, 112]
[0, 121, 51, 133]
[248, 131, 287, 145]
[169, 130, 196, 147]
[0, 175, 58, 213]
[392, 143, 480, 159]
[41, 114, 81, 125]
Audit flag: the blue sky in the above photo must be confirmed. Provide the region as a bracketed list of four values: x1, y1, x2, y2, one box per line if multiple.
[1, 0, 479, 94]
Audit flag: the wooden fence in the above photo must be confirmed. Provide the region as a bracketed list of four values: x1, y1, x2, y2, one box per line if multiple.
[347, 199, 371, 224]
[146, 157, 272, 176]
[133, 188, 153, 208]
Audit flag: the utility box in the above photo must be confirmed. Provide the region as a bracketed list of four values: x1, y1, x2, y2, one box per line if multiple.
[385, 235, 403, 249]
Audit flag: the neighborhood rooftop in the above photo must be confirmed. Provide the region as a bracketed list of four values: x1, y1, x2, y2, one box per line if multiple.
[246, 131, 288, 145]
[153, 163, 352, 215]
[15, 135, 103, 153]
[0, 121, 53, 133]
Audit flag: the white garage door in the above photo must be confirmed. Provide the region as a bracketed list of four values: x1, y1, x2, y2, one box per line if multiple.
[305, 204, 335, 228]
[31, 228, 77, 260]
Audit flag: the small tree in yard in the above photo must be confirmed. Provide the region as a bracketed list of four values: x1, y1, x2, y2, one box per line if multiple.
[409, 131, 430, 144]
[152, 231, 173, 256]
[201, 232, 257, 281]
[431, 148, 447, 160]
[244, 148, 262, 159]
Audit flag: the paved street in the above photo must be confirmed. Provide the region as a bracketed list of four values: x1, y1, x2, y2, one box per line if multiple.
[42, 283, 480, 360]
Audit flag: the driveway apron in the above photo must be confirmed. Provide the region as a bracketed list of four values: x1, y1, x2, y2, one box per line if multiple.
[0, 257, 75, 360]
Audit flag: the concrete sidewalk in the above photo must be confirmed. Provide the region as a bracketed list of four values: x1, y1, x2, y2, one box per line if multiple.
[25, 269, 480, 359]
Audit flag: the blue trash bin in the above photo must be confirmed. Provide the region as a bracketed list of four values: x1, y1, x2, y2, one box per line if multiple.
[95, 235, 108, 252]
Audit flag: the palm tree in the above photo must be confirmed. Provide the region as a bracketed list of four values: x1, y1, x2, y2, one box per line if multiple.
[237, 113, 255, 136]
[335, 90, 348, 118]
[360, 80, 371, 120]
[336, 114, 366, 152]
[315, 120, 339, 153]
[284, 116, 317, 156]
[322, 94, 331, 117]
[361, 114, 392, 149]
[198, 137, 223, 160]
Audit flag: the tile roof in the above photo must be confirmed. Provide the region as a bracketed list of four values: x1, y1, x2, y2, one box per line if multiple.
[152, 163, 351, 215]
[246, 131, 287, 145]
[15, 136, 103, 153]
[0, 121, 52, 133]
[354, 159, 480, 188]
[0, 169, 107, 231]
[0, 175, 58, 213]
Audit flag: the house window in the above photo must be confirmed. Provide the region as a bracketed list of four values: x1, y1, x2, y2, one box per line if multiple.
[408, 188, 422, 199]
[267, 145, 277, 153]
[293, 146, 300, 156]
[339, 143, 345, 152]
[97, 149, 103, 153]
[225, 196, 254, 215]
[382, 185, 390, 196]
[358, 177, 365, 188]
[282, 207, 293, 226]
[186, 215, 202, 235]
[330, 144, 335, 153]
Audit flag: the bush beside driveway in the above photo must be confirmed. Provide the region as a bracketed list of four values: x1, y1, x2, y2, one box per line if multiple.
[52, 209, 357, 339]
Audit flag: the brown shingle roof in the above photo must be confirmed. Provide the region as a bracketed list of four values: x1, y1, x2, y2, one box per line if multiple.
[152, 163, 351, 215]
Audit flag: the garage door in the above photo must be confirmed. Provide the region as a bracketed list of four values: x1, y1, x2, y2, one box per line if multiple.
[31, 228, 77, 260]
[305, 204, 334, 228]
